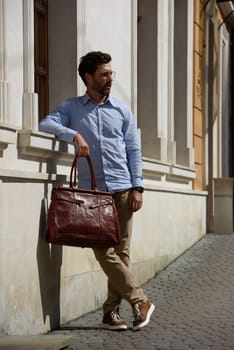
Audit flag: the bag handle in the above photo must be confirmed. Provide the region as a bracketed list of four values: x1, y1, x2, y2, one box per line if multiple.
[70, 153, 98, 190]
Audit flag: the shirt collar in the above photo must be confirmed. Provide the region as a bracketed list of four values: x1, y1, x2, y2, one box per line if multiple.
[81, 93, 116, 107]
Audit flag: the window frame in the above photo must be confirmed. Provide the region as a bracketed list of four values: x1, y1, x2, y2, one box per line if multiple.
[34, 0, 48, 119]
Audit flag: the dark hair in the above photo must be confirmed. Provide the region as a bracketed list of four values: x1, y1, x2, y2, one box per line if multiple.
[78, 51, 112, 85]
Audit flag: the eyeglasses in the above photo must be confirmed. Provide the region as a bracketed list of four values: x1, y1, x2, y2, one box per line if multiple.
[99, 71, 116, 80]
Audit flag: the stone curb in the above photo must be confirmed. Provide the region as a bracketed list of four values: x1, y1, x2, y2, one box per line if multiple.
[0, 334, 72, 350]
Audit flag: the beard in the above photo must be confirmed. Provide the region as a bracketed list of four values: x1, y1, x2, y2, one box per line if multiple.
[94, 82, 112, 97]
[100, 87, 111, 96]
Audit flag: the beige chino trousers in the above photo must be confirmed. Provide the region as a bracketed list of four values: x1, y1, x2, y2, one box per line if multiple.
[92, 190, 147, 315]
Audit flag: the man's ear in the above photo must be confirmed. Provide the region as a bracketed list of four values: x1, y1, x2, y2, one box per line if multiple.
[85, 72, 92, 84]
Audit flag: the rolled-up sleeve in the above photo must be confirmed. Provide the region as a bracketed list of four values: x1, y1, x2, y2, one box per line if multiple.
[39, 111, 77, 144]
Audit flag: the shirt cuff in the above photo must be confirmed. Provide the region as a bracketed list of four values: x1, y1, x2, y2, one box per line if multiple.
[132, 177, 143, 188]
[62, 129, 77, 144]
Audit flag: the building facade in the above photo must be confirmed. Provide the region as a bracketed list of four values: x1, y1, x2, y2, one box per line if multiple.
[0, 0, 233, 335]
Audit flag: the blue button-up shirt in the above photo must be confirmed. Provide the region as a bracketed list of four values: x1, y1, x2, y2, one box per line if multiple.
[39, 94, 143, 192]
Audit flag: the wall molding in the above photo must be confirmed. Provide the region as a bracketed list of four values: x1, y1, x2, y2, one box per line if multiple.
[18, 130, 74, 164]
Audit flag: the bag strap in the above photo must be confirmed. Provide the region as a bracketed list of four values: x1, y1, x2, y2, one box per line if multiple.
[70, 153, 98, 190]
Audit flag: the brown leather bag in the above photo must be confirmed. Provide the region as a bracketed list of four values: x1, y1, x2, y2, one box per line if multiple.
[47, 154, 121, 247]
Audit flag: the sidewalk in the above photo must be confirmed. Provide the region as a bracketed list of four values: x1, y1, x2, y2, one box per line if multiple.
[1, 234, 234, 350]
[52, 233, 234, 350]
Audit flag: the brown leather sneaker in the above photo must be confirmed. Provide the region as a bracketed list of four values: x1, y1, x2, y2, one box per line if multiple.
[102, 309, 127, 331]
[132, 300, 155, 331]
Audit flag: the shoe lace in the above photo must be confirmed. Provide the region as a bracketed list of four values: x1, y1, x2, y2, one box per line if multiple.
[133, 303, 142, 320]
[110, 306, 122, 321]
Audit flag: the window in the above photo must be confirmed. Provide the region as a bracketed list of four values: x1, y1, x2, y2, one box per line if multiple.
[137, 0, 158, 159]
[34, 0, 48, 119]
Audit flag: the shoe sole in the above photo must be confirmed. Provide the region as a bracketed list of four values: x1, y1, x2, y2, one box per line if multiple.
[102, 323, 128, 331]
[133, 303, 155, 331]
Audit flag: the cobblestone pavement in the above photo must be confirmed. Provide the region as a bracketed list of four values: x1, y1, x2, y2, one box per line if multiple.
[53, 234, 234, 350]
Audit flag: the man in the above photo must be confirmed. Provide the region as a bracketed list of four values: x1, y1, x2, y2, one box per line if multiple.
[39, 51, 155, 331]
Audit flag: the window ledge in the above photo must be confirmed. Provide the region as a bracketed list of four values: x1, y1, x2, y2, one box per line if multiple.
[170, 163, 196, 179]
[18, 130, 75, 164]
[143, 158, 196, 182]
[0, 125, 17, 154]
[143, 158, 170, 174]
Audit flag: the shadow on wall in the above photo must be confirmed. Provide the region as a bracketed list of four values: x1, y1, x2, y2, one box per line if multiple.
[36, 184, 63, 331]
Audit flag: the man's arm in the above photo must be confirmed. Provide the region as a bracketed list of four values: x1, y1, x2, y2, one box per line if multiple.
[39, 111, 89, 157]
[123, 109, 144, 212]
[73, 133, 89, 157]
[128, 190, 143, 212]
[39, 113, 77, 144]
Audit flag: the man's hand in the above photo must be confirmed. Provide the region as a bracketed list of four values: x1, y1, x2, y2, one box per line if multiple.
[73, 132, 89, 157]
[128, 190, 143, 212]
